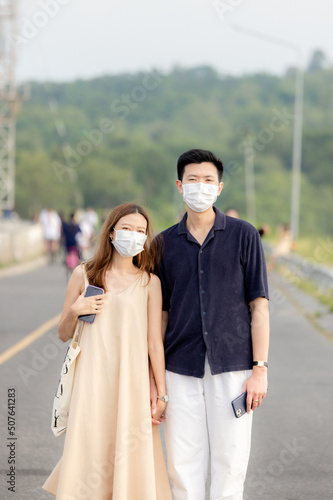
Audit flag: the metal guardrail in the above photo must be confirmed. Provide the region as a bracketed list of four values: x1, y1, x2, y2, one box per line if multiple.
[279, 254, 333, 294]
[263, 242, 333, 294]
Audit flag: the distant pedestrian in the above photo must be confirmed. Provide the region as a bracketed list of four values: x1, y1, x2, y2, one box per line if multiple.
[225, 207, 240, 218]
[62, 214, 81, 274]
[267, 223, 293, 272]
[39, 207, 62, 263]
[76, 208, 98, 261]
[257, 223, 270, 238]
[85, 206, 99, 230]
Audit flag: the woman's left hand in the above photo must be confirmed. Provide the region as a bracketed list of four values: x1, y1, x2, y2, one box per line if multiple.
[153, 399, 167, 424]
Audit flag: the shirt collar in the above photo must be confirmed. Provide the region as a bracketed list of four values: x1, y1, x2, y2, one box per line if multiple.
[178, 207, 226, 235]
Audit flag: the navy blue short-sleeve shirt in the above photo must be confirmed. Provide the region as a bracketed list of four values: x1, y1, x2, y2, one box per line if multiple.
[156, 208, 269, 378]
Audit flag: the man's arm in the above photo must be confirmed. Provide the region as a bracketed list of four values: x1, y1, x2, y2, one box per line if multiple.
[243, 297, 270, 413]
[150, 311, 169, 424]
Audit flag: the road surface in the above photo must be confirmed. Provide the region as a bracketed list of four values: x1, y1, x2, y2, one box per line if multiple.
[0, 262, 332, 499]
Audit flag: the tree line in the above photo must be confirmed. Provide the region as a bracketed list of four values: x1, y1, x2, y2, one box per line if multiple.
[15, 58, 333, 236]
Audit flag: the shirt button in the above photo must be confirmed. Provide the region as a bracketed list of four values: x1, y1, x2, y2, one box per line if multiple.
[204, 331, 208, 335]
[200, 250, 203, 254]
[203, 312, 207, 316]
[201, 290, 205, 294]
[200, 270, 204, 274]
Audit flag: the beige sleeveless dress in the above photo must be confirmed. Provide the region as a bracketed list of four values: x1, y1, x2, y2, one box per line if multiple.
[43, 268, 171, 500]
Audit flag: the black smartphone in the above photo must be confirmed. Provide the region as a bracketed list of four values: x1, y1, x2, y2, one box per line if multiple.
[231, 391, 247, 418]
[78, 285, 104, 323]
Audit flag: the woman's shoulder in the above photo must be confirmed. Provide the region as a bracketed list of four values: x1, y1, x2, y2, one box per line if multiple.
[147, 272, 161, 289]
[149, 272, 161, 284]
[69, 263, 85, 292]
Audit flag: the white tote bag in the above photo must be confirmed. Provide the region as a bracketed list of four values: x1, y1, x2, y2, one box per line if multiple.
[51, 320, 84, 437]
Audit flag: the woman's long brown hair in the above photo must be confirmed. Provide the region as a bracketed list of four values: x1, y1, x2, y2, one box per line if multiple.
[85, 203, 156, 290]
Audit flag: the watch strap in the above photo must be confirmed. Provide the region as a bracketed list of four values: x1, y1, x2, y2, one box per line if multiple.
[253, 361, 268, 368]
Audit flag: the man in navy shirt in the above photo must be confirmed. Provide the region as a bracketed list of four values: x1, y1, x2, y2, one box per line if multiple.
[152, 149, 269, 500]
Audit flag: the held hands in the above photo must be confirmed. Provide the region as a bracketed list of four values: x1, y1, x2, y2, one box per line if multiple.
[153, 399, 167, 423]
[150, 377, 166, 426]
[71, 293, 105, 318]
[242, 367, 268, 414]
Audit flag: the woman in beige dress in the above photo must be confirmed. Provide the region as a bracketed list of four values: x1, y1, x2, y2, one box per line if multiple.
[43, 203, 171, 500]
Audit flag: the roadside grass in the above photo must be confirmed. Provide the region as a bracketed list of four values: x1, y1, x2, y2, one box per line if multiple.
[277, 263, 333, 313]
[287, 236, 333, 268]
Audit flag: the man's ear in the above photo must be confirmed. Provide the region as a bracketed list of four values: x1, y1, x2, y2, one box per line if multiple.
[217, 182, 224, 196]
[176, 179, 183, 194]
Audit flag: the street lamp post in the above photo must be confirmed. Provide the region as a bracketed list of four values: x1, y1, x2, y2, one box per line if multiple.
[243, 135, 256, 225]
[229, 24, 304, 239]
[290, 66, 304, 240]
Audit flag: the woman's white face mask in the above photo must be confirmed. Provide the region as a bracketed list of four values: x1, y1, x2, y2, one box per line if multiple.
[182, 182, 219, 212]
[111, 230, 147, 258]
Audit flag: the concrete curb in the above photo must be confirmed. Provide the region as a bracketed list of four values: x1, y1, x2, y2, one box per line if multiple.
[0, 256, 47, 279]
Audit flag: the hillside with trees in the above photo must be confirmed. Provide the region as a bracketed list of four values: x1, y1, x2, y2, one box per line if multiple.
[15, 56, 333, 236]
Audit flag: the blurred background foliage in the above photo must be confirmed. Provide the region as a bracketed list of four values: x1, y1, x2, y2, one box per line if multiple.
[15, 55, 333, 236]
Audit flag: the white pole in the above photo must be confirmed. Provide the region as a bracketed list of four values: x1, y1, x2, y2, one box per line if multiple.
[243, 136, 256, 225]
[290, 67, 304, 239]
[229, 24, 304, 239]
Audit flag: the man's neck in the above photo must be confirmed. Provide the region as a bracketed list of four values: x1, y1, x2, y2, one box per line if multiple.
[186, 206, 216, 233]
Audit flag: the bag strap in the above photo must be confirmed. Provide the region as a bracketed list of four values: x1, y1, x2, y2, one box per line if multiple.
[71, 263, 89, 348]
[81, 262, 90, 289]
[71, 320, 84, 349]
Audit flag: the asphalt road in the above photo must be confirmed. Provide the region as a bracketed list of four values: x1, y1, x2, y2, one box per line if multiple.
[0, 262, 332, 500]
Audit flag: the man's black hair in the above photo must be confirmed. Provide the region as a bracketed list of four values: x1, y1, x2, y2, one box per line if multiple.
[177, 149, 224, 182]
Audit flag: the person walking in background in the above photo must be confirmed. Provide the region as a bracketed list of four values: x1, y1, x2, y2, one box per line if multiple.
[76, 208, 98, 261]
[61, 213, 82, 275]
[152, 149, 270, 500]
[85, 206, 99, 231]
[39, 207, 62, 263]
[257, 223, 270, 239]
[225, 207, 240, 218]
[43, 203, 171, 500]
[267, 223, 293, 272]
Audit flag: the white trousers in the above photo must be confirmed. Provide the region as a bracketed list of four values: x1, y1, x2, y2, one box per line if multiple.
[164, 357, 253, 500]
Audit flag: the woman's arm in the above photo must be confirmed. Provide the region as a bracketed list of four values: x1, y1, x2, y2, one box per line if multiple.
[150, 309, 169, 424]
[147, 274, 167, 422]
[58, 265, 104, 342]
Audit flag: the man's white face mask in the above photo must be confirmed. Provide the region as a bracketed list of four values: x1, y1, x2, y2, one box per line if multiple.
[182, 182, 219, 213]
[111, 230, 147, 258]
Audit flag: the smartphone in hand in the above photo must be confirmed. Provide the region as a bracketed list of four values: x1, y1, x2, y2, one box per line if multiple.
[231, 391, 247, 418]
[78, 285, 104, 323]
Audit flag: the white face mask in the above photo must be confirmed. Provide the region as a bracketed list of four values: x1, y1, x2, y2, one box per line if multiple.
[111, 230, 147, 258]
[182, 182, 219, 212]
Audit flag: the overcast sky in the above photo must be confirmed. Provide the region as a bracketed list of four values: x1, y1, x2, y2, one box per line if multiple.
[16, 0, 332, 82]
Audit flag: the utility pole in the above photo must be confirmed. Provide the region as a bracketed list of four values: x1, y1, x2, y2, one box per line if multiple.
[229, 23, 304, 239]
[0, 0, 20, 213]
[243, 135, 256, 226]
